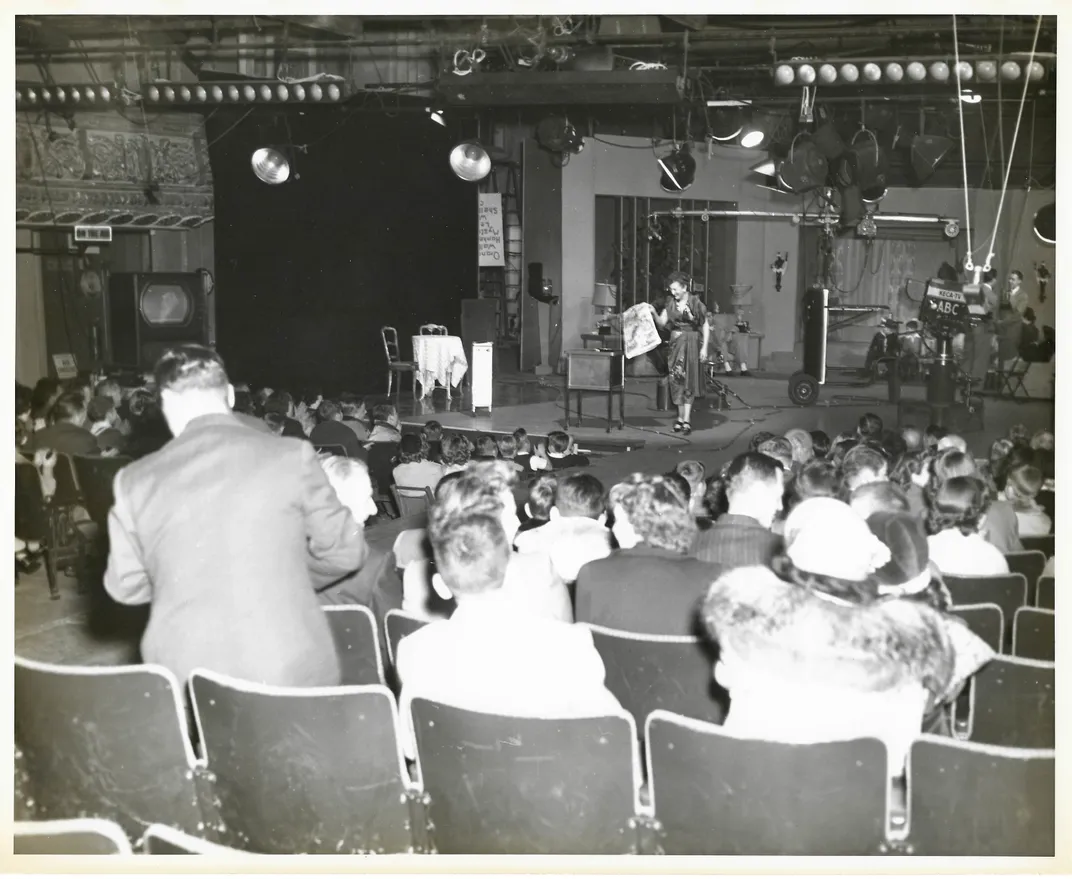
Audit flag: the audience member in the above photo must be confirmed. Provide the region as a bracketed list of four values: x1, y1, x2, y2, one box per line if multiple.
[542, 431, 590, 470]
[86, 396, 127, 455]
[827, 438, 857, 468]
[30, 377, 64, 431]
[790, 458, 839, 505]
[693, 452, 784, 568]
[103, 345, 368, 688]
[849, 481, 909, 520]
[309, 399, 365, 458]
[748, 431, 776, 453]
[840, 443, 888, 496]
[866, 511, 952, 612]
[783, 428, 814, 467]
[517, 473, 557, 538]
[1003, 464, 1052, 536]
[395, 510, 622, 760]
[1030, 429, 1054, 452]
[878, 430, 907, 463]
[900, 425, 922, 452]
[263, 411, 287, 436]
[937, 433, 968, 453]
[439, 432, 472, 475]
[263, 391, 306, 438]
[930, 448, 1021, 553]
[675, 459, 707, 515]
[418, 420, 442, 462]
[338, 394, 370, 441]
[366, 404, 402, 444]
[473, 434, 500, 460]
[890, 450, 930, 519]
[515, 473, 613, 583]
[808, 429, 831, 459]
[392, 433, 444, 493]
[575, 473, 721, 635]
[28, 392, 99, 456]
[857, 412, 883, 443]
[925, 476, 1010, 576]
[922, 424, 947, 452]
[756, 436, 794, 472]
[1008, 423, 1030, 448]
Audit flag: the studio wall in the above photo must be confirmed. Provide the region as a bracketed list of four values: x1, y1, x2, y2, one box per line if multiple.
[207, 111, 477, 393]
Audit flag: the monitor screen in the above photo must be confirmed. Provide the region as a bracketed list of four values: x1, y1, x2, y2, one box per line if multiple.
[140, 284, 192, 326]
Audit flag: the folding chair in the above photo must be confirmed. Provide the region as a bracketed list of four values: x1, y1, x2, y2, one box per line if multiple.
[381, 326, 417, 398]
[967, 655, 1054, 749]
[906, 735, 1054, 856]
[14, 657, 205, 845]
[189, 671, 414, 854]
[384, 608, 429, 670]
[998, 356, 1033, 399]
[390, 485, 435, 518]
[1036, 576, 1054, 610]
[323, 605, 385, 686]
[585, 624, 727, 731]
[14, 818, 133, 855]
[1004, 550, 1047, 605]
[1021, 534, 1055, 559]
[142, 824, 252, 856]
[1012, 607, 1055, 662]
[71, 454, 131, 529]
[949, 603, 1004, 653]
[410, 699, 644, 854]
[645, 711, 890, 855]
[419, 324, 448, 335]
[944, 573, 1028, 651]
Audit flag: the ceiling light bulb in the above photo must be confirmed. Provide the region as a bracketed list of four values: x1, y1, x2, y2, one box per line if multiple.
[818, 64, 838, 84]
[885, 62, 904, 82]
[929, 61, 950, 82]
[796, 64, 816, 84]
[774, 64, 794, 85]
[906, 62, 926, 81]
[862, 63, 882, 82]
[955, 61, 973, 81]
[976, 60, 997, 81]
[1027, 61, 1045, 81]
[1001, 61, 1022, 80]
[839, 63, 859, 83]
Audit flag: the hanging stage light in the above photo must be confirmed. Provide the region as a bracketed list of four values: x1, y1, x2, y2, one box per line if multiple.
[449, 141, 492, 181]
[1034, 203, 1055, 245]
[658, 143, 696, 192]
[740, 126, 766, 149]
[836, 131, 889, 192]
[709, 107, 744, 142]
[427, 107, 447, 126]
[251, 147, 291, 184]
[909, 134, 954, 183]
[777, 137, 828, 193]
[750, 156, 778, 177]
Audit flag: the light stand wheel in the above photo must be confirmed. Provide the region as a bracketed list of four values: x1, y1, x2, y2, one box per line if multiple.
[788, 371, 819, 406]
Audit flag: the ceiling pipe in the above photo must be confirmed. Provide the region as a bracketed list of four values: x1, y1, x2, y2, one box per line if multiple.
[648, 207, 960, 226]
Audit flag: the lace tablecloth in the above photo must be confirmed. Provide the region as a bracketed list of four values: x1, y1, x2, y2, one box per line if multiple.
[412, 335, 468, 395]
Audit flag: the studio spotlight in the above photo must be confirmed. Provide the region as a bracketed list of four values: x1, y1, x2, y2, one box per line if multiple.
[740, 127, 766, 149]
[836, 131, 889, 192]
[909, 134, 954, 183]
[251, 147, 290, 185]
[449, 141, 492, 181]
[943, 221, 960, 239]
[750, 156, 778, 176]
[709, 107, 744, 142]
[658, 143, 696, 192]
[777, 137, 828, 193]
[427, 107, 447, 126]
[1034, 202, 1055, 245]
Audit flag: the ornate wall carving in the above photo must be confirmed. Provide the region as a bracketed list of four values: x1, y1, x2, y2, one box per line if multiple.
[15, 111, 214, 228]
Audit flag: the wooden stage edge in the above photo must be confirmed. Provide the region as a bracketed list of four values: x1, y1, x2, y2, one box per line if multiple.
[396, 418, 647, 453]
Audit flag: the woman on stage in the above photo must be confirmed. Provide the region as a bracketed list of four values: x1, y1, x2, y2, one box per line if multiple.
[648, 271, 710, 435]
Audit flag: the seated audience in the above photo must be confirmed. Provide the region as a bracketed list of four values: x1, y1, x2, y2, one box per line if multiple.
[878, 430, 907, 463]
[857, 412, 883, 443]
[925, 476, 1010, 576]
[866, 511, 952, 612]
[86, 396, 127, 455]
[263, 411, 287, 436]
[472, 434, 500, 460]
[514, 473, 613, 583]
[930, 448, 1021, 553]
[783, 428, 815, 467]
[922, 424, 947, 452]
[516, 473, 557, 538]
[827, 437, 856, 468]
[704, 498, 993, 776]
[1003, 464, 1052, 536]
[30, 377, 63, 431]
[937, 433, 968, 453]
[493, 434, 524, 473]
[542, 430, 590, 470]
[391, 433, 444, 493]
[675, 459, 707, 515]
[790, 458, 839, 506]
[1008, 423, 1030, 449]
[1030, 429, 1054, 452]
[839, 443, 888, 496]
[849, 481, 909, 520]
[439, 432, 472, 475]
[419, 419, 443, 462]
[338, 394, 370, 441]
[122, 388, 172, 458]
[263, 391, 306, 438]
[757, 436, 794, 473]
[309, 399, 365, 458]
[367, 404, 402, 444]
[890, 450, 930, 520]
[748, 431, 776, 452]
[809, 429, 831, 459]
[395, 510, 622, 760]
[28, 392, 99, 456]
[900, 425, 922, 452]
[693, 452, 784, 567]
[511, 427, 546, 472]
[93, 378, 132, 436]
[575, 473, 721, 635]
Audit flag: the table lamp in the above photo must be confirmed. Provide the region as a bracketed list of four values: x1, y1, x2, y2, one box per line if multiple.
[593, 282, 617, 333]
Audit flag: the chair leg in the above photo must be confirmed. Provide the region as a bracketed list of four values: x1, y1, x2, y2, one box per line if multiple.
[44, 549, 60, 600]
[386, 370, 393, 397]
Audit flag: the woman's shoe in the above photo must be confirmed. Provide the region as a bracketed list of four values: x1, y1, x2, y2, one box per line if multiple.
[681, 422, 692, 435]
[673, 420, 684, 433]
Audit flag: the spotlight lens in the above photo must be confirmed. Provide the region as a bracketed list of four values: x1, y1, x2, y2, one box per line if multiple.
[976, 60, 997, 81]
[1001, 61, 1021, 80]
[26, 88, 37, 103]
[69, 87, 81, 102]
[210, 86, 223, 101]
[819, 64, 838, 83]
[774, 64, 794, 85]
[85, 87, 96, 101]
[885, 62, 904, 81]
[54, 87, 66, 102]
[1028, 61, 1045, 81]
[195, 86, 207, 101]
[929, 61, 950, 81]
[955, 61, 973, 81]
[163, 86, 175, 101]
[906, 61, 927, 81]
[148, 86, 160, 102]
[862, 63, 881, 82]
[326, 84, 341, 101]
[292, 84, 305, 100]
[251, 147, 291, 184]
[243, 85, 256, 101]
[227, 86, 240, 101]
[259, 85, 272, 101]
[277, 84, 289, 101]
[309, 84, 323, 101]
[41, 88, 51, 102]
[741, 129, 765, 149]
[796, 64, 816, 84]
[839, 63, 859, 82]
[98, 86, 110, 102]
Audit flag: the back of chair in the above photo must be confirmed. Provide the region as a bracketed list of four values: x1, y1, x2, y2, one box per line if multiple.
[907, 735, 1054, 856]
[71, 455, 131, 527]
[949, 603, 1004, 653]
[142, 823, 254, 856]
[366, 442, 399, 497]
[1036, 576, 1054, 610]
[419, 324, 447, 336]
[969, 655, 1054, 748]
[14, 462, 50, 541]
[1012, 607, 1055, 662]
[390, 485, 434, 518]
[1004, 550, 1047, 604]
[1020, 534, 1054, 558]
[645, 711, 889, 855]
[410, 698, 642, 854]
[587, 624, 727, 730]
[323, 605, 384, 686]
[14, 657, 203, 843]
[381, 326, 402, 364]
[51, 453, 83, 507]
[313, 443, 348, 457]
[944, 573, 1028, 649]
[14, 818, 133, 855]
[384, 609, 429, 668]
[189, 672, 412, 854]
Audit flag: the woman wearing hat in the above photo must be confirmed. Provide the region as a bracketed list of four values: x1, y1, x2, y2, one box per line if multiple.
[702, 498, 994, 776]
[647, 271, 709, 435]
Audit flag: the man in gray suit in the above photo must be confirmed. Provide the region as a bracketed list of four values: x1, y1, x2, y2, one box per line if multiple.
[103, 345, 369, 688]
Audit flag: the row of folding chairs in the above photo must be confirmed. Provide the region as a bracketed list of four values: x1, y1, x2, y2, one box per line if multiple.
[13, 656, 1054, 856]
[14, 819, 248, 856]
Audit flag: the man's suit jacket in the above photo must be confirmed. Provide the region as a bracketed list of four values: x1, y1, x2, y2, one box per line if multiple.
[29, 421, 99, 457]
[103, 412, 369, 688]
[309, 419, 365, 458]
[691, 513, 783, 568]
[574, 545, 722, 636]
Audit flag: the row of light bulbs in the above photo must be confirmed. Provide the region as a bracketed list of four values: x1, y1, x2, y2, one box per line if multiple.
[773, 59, 1047, 86]
[17, 84, 113, 105]
[145, 82, 344, 103]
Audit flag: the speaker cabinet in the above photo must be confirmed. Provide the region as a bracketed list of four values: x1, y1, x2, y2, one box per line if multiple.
[106, 272, 213, 370]
[567, 350, 624, 391]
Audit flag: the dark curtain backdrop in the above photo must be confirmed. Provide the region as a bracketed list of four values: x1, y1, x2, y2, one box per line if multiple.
[206, 110, 477, 394]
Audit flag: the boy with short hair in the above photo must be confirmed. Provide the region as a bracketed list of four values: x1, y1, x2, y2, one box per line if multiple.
[541, 430, 590, 470]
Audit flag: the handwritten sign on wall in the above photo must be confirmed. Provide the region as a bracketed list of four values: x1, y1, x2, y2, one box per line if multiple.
[478, 192, 505, 267]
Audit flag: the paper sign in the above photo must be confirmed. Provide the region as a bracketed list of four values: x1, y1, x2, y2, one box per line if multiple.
[478, 192, 505, 267]
[622, 304, 662, 360]
[52, 353, 78, 380]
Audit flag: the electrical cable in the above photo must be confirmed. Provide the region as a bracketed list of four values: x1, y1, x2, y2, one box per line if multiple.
[951, 15, 975, 267]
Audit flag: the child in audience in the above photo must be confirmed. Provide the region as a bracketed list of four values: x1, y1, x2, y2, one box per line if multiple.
[890, 450, 930, 520]
[516, 473, 557, 539]
[789, 458, 839, 507]
[439, 433, 472, 475]
[808, 430, 831, 459]
[472, 434, 500, 461]
[848, 481, 909, 520]
[1003, 464, 1052, 536]
[515, 473, 613, 583]
[925, 477, 1010, 576]
[541, 431, 590, 470]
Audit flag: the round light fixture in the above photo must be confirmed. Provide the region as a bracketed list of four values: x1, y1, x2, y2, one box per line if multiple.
[740, 128, 766, 149]
[449, 141, 492, 181]
[251, 147, 291, 185]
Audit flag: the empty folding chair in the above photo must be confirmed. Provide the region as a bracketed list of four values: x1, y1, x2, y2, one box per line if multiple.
[968, 655, 1054, 749]
[142, 824, 254, 856]
[384, 609, 429, 669]
[944, 573, 1028, 650]
[1004, 550, 1047, 604]
[14, 657, 205, 844]
[586, 624, 727, 731]
[906, 735, 1054, 856]
[410, 698, 644, 854]
[14, 818, 132, 855]
[323, 605, 385, 686]
[189, 671, 414, 854]
[1036, 576, 1054, 610]
[949, 603, 1004, 653]
[645, 710, 890, 855]
[1012, 607, 1055, 662]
